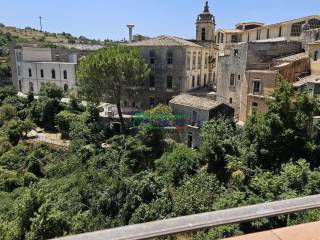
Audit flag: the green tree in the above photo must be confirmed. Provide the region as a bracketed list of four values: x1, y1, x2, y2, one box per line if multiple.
[29, 83, 63, 131]
[173, 172, 219, 216]
[155, 144, 199, 186]
[39, 82, 63, 100]
[77, 45, 150, 132]
[0, 104, 17, 126]
[243, 75, 319, 170]
[200, 117, 238, 181]
[56, 111, 82, 138]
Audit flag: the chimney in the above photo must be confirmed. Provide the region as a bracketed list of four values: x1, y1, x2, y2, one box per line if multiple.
[127, 24, 135, 43]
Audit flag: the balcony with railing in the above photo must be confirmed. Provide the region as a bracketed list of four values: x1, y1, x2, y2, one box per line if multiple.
[53, 194, 320, 240]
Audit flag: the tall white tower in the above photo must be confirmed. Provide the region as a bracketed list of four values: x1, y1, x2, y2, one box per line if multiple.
[127, 24, 135, 43]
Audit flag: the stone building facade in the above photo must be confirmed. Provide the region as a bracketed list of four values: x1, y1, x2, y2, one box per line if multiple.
[216, 40, 309, 121]
[126, 2, 218, 111]
[10, 43, 101, 94]
[128, 36, 214, 110]
[169, 94, 234, 148]
[216, 16, 320, 55]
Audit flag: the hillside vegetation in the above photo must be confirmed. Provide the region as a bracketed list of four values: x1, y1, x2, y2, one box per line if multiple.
[0, 23, 102, 44]
[0, 76, 320, 239]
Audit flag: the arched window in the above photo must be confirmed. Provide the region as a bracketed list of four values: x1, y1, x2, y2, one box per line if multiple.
[201, 28, 206, 41]
[64, 84, 69, 92]
[167, 52, 173, 65]
[149, 51, 155, 65]
[29, 82, 34, 92]
[63, 70, 67, 79]
[51, 69, 56, 79]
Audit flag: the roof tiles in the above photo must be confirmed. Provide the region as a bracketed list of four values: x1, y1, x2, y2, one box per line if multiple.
[128, 35, 202, 48]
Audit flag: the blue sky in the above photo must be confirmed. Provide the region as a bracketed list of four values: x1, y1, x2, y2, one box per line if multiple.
[1, 0, 320, 41]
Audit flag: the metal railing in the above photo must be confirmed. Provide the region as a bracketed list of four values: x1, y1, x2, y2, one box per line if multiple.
[53, 194, 320, 240]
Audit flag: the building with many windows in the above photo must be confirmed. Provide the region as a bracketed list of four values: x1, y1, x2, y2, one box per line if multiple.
[128, 36, 215, 110]
[126, 1, 218, 111]
[10, 42, 102, 94]
[216, 40, 310, 122]
[216, 16, 320, 57]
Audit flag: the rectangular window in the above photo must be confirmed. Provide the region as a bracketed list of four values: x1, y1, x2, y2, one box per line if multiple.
[63, 70, 68, 80]
[192, 111, 198, 126]
[149, 52, 155, 65]
[205, 54, 208, 68]
[16, 52, 22, 62]
[187, 56, 191, 70]
[28, 68, 32, 77]
[256, 30, 261, 40]
[167, 76, 173, 89]
[198, 54, 201, 69]
[267, 29, 270, 39]
[230, 74, 235, 86]
[314, 51, 319, 61]
[253, 80, 261, 95]
[149, 75, 155, 88]
[187, 133, 193, 148]
[291, 21, 305, 37]
[237, 75, 241, 81]
[192, 54, 196, 69]
[149, 97, 155, 108]
[279, 27, 282, 37]
[167, 52, 173, 65]
[252, 102, 258, 113]
[40, 69, 44, 78]
[192, 76, 195, 88]
[231, 34, 239, 43]
[234, 49, 239, 56]
[197, 75, 200, 86]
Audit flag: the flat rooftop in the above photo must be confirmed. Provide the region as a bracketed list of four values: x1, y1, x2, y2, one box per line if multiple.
[224, 221, 320, 240]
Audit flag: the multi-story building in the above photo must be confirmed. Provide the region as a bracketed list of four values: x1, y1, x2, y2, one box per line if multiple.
[215, 15, 320, 122]
[9, 42, 102, 94]
[216, 16, 320, 56]
[169, 94, 234, 148]
[216, 40, 310, 121]
[294, 29, 320, 100]
[127, 2, 218, 111]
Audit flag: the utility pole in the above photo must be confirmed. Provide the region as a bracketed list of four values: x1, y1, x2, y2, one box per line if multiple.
[39, 16, 43, 32]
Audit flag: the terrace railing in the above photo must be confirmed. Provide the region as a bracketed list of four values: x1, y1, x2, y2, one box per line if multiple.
[53, 194, 320, 240]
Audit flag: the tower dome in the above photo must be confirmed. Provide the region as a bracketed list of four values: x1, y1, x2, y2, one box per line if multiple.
[196, 1, 216, 41]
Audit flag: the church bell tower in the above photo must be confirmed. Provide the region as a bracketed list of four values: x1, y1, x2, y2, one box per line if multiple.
[196, 1, 215, 41]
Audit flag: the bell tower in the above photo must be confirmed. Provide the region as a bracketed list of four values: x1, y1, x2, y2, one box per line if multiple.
[196, 1, 215, 41]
